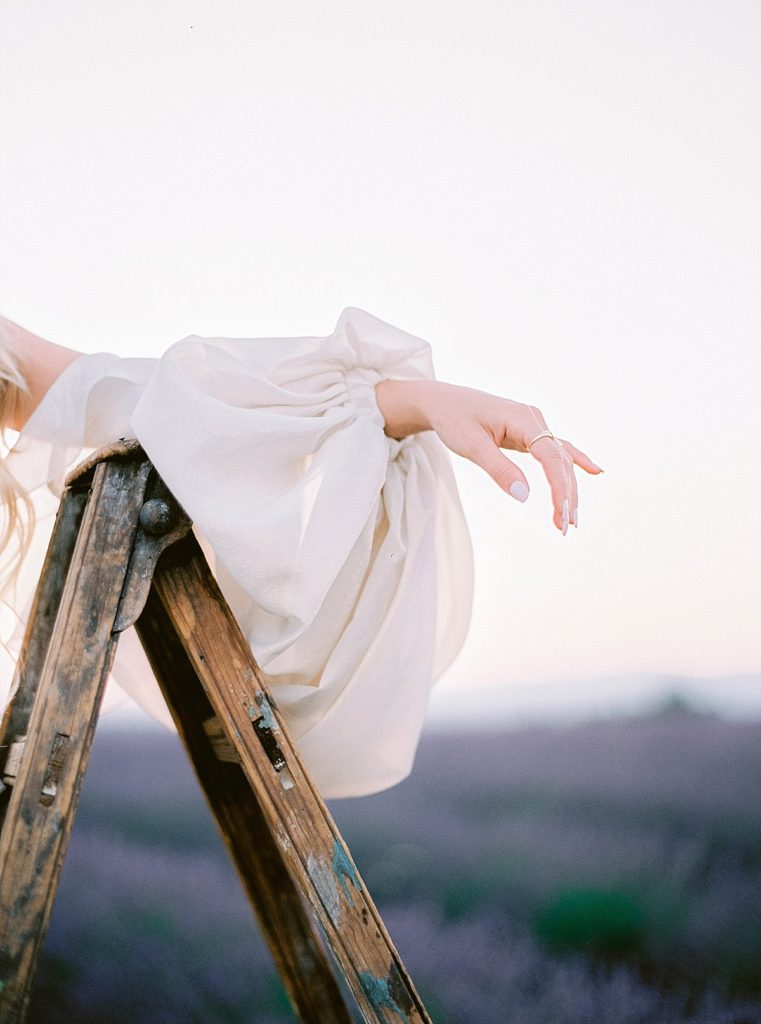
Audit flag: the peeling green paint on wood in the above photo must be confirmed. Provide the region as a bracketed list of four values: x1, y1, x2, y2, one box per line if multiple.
[358, 969, 409, 1023]
[306, 852, 341, 925]
[332, 840, 361, 907]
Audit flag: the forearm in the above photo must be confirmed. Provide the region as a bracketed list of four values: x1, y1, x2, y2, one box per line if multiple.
[374, 378, 441, 439]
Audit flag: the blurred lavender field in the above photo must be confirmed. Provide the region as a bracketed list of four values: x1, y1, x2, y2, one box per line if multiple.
[29, 706, 761, 1024]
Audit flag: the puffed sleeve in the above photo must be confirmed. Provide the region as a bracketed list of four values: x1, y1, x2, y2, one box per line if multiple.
[2, 308, 474, 798]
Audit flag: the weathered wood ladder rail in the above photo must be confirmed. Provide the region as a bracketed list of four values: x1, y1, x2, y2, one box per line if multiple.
[0, 441, 431, 1024]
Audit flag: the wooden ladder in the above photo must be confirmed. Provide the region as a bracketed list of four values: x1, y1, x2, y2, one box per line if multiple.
[0, 441, 432, 1024]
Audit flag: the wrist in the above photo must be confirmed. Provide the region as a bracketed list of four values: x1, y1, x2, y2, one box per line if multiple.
[374, 378, 440, 439]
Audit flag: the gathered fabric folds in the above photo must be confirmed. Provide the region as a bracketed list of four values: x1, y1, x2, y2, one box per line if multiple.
[0, 307, 473, 798]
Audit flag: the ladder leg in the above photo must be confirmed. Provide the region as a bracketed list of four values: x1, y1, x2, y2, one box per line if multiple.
[136, 585, 355, 1024]
[0, 457, 152, 1024]
[148, 533, 432, 1024]
[0, 487, 89, 826]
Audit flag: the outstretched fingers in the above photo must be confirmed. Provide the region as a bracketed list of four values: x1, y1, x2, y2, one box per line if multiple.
[460, 420, 603, 534]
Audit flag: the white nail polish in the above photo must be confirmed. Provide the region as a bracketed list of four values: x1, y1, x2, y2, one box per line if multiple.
[562, 498, 569, 536]
[572, 506, 578, 527]
[509, 481, 529, 503]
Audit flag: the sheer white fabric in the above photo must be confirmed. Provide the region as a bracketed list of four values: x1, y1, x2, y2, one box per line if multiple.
[0, 307, 473, 798]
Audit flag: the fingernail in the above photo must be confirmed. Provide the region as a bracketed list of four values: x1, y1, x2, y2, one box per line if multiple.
[509, 481, 529, 503]
[562, 498, 569, 536]
[572, 506, 578, 528]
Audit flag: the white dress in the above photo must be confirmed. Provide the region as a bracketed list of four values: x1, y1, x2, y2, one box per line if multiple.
[0, 307, 474, 798]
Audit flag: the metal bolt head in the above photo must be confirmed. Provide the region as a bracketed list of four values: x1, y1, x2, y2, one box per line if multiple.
[139, 498, 174, 535]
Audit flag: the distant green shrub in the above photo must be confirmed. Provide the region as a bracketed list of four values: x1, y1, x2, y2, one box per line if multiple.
[536, 887, 645, 954]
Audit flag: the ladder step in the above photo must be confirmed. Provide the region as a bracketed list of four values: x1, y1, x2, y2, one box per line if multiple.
[203, 715, 242, 763]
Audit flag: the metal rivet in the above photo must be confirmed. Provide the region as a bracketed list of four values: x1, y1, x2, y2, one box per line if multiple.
[139, 498, 174, 535]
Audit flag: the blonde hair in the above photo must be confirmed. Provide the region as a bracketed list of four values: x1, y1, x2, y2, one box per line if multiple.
[0, 344, 34, 590]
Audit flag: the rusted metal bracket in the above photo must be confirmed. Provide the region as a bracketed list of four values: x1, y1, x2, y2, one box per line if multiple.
[113, 470, 192, 633]
[248, 690, 294, 789]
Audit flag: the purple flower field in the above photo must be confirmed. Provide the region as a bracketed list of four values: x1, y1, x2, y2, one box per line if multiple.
[28, 706, 761, 1023]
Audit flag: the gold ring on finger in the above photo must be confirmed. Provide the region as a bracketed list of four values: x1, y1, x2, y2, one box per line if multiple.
[526, 430, 555, 450]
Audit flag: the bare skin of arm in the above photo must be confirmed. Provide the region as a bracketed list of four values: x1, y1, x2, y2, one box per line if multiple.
[2, 317, 603, 534]
[1, 316, 82, 431]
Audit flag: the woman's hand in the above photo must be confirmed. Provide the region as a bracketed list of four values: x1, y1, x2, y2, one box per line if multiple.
[375, 378, 603, 535]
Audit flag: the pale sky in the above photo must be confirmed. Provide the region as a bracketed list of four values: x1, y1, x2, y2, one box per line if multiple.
[1, 0, 759, 702]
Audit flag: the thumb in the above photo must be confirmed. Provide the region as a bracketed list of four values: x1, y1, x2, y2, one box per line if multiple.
[468, 435, 530, 502]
